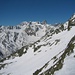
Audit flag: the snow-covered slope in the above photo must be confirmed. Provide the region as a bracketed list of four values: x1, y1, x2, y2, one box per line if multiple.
[0, 14, 75, 75]
[0, 21, 49, 59]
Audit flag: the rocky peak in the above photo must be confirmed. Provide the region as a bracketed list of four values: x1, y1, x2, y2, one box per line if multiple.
[70, 13, 75, 21]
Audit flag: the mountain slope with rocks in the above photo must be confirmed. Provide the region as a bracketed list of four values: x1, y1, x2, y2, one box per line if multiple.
[0, 21, 51, 59]
[0, 14, 75, 75]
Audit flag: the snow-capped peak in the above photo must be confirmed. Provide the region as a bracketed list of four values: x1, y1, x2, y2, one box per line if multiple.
[70, 13, 75, 20]
[0, 14, 75, 75]
[0, 21, 49, 59]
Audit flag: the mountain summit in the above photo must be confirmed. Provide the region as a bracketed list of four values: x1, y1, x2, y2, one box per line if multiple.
[0, 14, 75, 75]
[0, 21, 49, 59]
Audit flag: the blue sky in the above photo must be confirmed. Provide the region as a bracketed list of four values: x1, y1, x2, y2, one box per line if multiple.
[0, 0, 75, 26]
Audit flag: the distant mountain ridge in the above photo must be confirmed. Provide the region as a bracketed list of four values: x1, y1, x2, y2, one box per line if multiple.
[0, 14, 75, 75]
[0, 21, 50, 59]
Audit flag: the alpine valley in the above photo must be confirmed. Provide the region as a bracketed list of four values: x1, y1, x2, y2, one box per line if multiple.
[0, 14, 75, 75]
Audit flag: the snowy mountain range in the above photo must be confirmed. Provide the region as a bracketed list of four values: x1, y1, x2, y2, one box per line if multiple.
[0, 21, 49, 59]
[0, 14, 75, 75]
